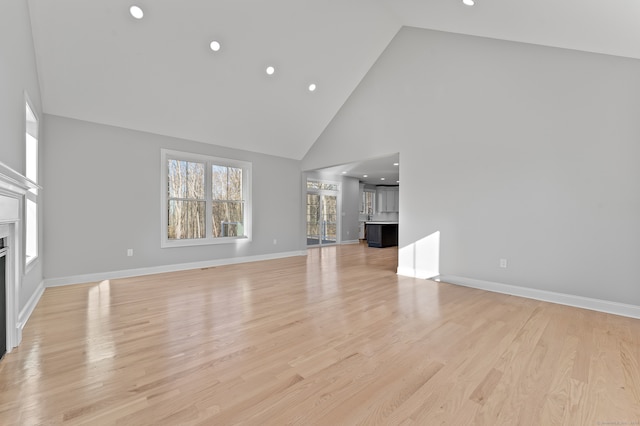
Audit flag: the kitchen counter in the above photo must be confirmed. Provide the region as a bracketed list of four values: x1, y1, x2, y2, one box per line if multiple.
[365, 222, 398, 248]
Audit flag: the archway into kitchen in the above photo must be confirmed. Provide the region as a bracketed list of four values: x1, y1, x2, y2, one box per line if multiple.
[304, 153, 399, 251]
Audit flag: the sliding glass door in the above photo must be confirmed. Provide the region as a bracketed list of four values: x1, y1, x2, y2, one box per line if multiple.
[306, 191, 338, 247]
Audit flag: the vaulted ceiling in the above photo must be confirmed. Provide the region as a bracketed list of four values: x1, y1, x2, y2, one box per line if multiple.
[27, 0, 640, 160]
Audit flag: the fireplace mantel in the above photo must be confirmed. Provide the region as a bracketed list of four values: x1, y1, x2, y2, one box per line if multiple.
[0, 160, 38, 352]
[0, 160, 39, 194]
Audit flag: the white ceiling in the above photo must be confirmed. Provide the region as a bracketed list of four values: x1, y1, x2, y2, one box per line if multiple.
[314, 153, 400, 186]
[28, 0, 640, 161]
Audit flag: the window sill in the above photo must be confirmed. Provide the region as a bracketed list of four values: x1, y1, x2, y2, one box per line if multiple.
[161, 236, 251, 248]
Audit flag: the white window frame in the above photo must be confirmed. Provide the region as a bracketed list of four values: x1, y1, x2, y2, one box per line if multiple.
[160, 149, 252, 248]
[25, 94, 39, 269]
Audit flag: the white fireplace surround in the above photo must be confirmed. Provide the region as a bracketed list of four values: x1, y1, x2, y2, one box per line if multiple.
[0, 161, 38, 352]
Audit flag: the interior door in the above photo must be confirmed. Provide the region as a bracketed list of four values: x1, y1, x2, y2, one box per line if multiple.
[306, 193, 338, 246]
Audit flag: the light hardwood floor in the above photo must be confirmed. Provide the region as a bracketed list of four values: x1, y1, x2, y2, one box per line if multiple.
[1, 243, 639, 425]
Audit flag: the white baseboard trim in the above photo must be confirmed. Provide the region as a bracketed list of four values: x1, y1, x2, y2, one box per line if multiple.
[17, 280, 46, 344]
[341, 240, 360, 245]
[438, 275, 640, 320]
[44, 250, 308, 288]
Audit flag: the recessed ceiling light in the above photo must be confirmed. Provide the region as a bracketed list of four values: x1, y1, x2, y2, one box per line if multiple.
[393, 162, 399, 166]
[210, 41, 221, 52]
[308, 83, 317, 92]
[266, 66, 275, 75]
[341, 171, 347, 174]
[381, 178, 385, 181]
[129, 5, 144, 19]
[396, 180, 400, 183]
[462, 0, 475, 5]
[363, 175, 368, 178]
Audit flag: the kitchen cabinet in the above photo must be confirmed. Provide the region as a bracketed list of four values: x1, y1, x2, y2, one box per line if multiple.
[365, 222, 398, 248]
[376, 186, 399, 213]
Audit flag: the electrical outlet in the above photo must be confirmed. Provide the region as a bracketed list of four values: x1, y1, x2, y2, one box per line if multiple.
[127, 249, 133, 257]
[499, 258, 507, 268]
[273, 239, 277, 245]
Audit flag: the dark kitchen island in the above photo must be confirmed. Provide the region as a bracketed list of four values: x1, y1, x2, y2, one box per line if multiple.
[365, 222, 398, 248]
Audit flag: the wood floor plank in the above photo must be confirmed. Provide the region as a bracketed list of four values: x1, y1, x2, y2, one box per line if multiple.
[1, 243, 639, 425]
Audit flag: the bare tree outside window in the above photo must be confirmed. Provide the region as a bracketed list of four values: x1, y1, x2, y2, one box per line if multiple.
[307, 193, 320, 238]
[212, 165, 243, 237]
[162, 149, 251, 246]
[167, 159, 206, 239]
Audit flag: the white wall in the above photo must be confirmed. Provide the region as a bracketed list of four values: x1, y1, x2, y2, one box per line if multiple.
[0, 0, 44, 309]
[302, 27, 640, 306]
[341, 176, 360, 242]
[43, 115, 304, 281]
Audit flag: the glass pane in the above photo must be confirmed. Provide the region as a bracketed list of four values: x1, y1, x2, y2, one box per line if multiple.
[168, 160, 183, 198]
[365, 192, 375, 215]
[26, 102, 38, 183]
[228, 167, 242, 201]
[26, 133, 37, 183]
[212, 201, 244, 237]
[212, 165, 228, 200]
[322, 195, 337, 243]
[306, 180, 338, 191]
[187, 162, 205, 199]
[168, 200, 206, 239]
[26, 199, 37, 259]
[319, 183, 339, 191]
[306, 193, 320, 245]
[168, 160, 205, 199]
[212, 165, 243, 201]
